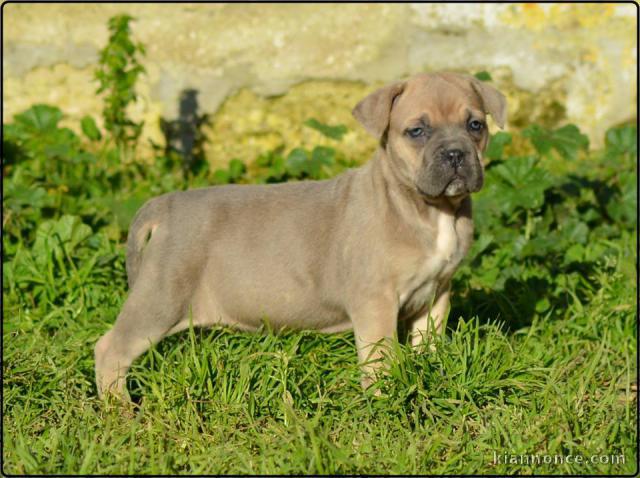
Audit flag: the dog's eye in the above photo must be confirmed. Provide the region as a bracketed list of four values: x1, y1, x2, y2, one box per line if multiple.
[468, 120, 484, 132]
[406, 127, 425, 138]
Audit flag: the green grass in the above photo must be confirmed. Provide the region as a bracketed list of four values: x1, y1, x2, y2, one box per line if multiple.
[2, 103, 637, 474]
[3, 262, 636, 474]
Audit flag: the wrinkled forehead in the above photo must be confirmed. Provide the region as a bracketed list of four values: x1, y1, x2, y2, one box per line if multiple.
[390, 74, 484, 127]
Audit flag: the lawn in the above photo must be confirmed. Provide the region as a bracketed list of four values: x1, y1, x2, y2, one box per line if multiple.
[2, 98, 637, 474]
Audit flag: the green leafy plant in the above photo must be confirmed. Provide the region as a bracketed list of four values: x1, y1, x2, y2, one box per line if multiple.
[210, 119, 356, 185]
[454, 124, 636, 325]
[304, 118, 348, 140]
[212, 158, 247, 185]
[473, 71, 493, 82]
[80, 115, 102, 141]
[523, 123, 589, 160]
[94, 14, 146, 157]
[485, 131, 513, 161]
[604, 123, 637, 161]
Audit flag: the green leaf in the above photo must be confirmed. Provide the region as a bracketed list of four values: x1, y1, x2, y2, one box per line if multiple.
[606, 173, 637, 226]
[81, 116, 102, 141]
[44, 142, 73, 159]
[563, 243, 585, 265]
[3, 122, 27, 144]
[255, 151, 274, 167]
[56, 215, 93, 247]
[522, 124, 589, 160]
[465, 233, 494, 263]
[551, 124, 590, 159]
[212, 169, 231, 185]
[560, 219, 589, 245]
[492, 156, 553, 211]
[478, 156, 554, 215]
[583, 241, 609, 262]
[285, 148, 309, 177]
[304, 118, 347, 140]
[605, 124, 637, 157]
[33, 215, 93, 265]
[522, 125, 552, 156]
[485, 132, 512, 161]
[228, 159, 246, 181]
[309, 146, 336, 179]
[518, 234, 560, 258]
[473, 71, 492, 82]
[267, 156, 286, 181]
[535, 297, 550, 313]
[13, 104, 63, 133]
[4, 184, 49, 211]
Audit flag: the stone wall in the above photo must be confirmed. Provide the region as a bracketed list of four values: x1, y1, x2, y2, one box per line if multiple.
[3, 3, 637, 165]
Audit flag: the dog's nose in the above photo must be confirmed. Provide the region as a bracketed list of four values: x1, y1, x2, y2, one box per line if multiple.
[444, 149, 464, 169]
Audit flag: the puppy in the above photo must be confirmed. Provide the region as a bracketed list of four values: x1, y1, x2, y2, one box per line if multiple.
[95, 72, 507, 398]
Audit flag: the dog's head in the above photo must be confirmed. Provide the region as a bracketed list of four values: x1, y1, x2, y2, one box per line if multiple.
[353, 72, 507, 199]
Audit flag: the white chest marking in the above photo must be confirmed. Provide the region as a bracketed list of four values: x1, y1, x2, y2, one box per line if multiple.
[398, 211, 460, 314]
[436, 211, 457, 261]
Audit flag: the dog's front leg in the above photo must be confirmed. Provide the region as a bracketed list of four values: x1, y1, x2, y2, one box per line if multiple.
[409, 281, 451, 350]
[350, 298, 398, 390]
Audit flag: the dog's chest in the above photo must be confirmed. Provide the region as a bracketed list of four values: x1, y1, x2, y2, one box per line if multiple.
[398, 212, 465, 316]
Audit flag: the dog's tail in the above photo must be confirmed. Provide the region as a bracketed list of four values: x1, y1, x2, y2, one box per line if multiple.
[126, 198, 161, 289]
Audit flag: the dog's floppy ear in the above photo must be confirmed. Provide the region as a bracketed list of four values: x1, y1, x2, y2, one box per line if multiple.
[352, 81, 406, 139]
[470, 77, 507, 129]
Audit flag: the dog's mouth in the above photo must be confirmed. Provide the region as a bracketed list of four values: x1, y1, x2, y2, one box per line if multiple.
[442, 175, 469, 197]
[417, 175, 469, 199]
[415, 150, 485, 200]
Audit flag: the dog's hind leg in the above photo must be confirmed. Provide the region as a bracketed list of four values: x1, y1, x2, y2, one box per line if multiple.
[94, 248, 194, 400]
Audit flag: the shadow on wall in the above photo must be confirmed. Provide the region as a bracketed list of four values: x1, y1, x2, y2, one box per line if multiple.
[159, 89, 210, 178]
